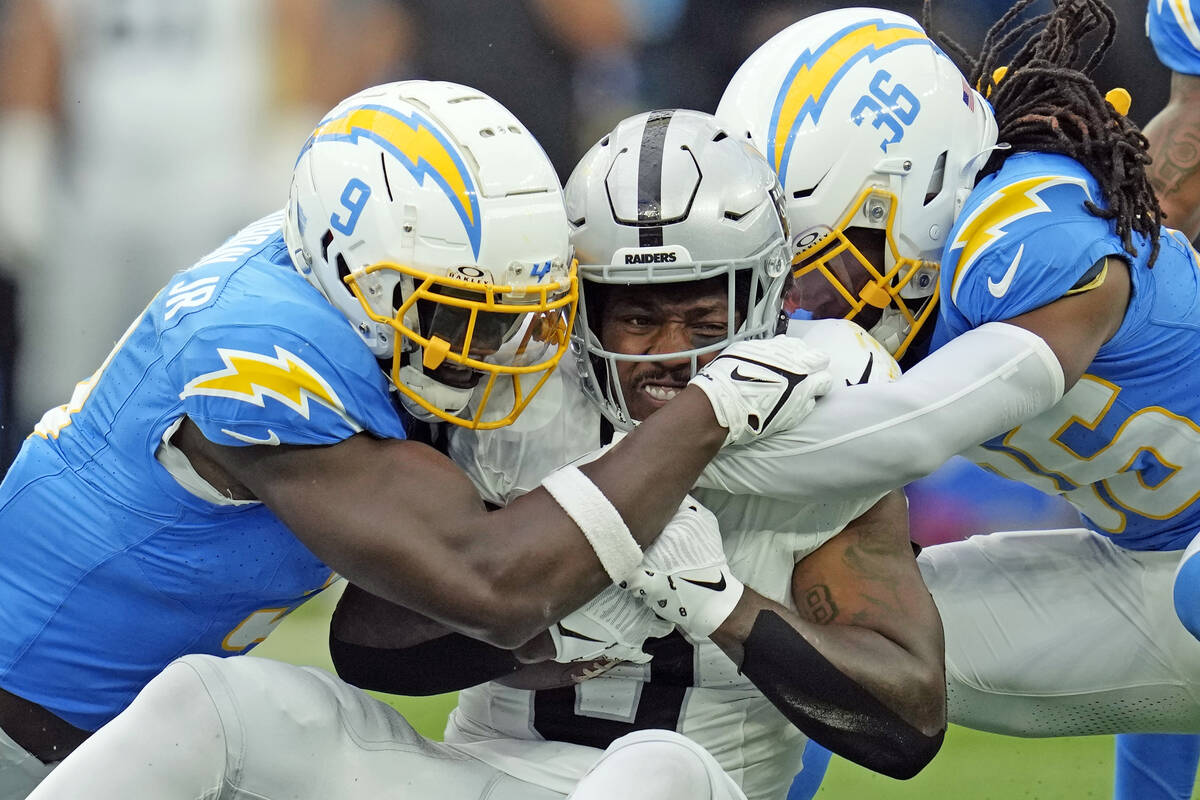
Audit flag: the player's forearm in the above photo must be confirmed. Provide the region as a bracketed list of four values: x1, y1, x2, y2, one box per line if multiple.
[699, 322, 1064, 500]
[328, 582, 531, 695]
[711, 595, 945, 779]
[472, 387, 727, 643]
[579, 385, 725, 544]
[329, 631, 521, 695]
[712, 590, 945, 734]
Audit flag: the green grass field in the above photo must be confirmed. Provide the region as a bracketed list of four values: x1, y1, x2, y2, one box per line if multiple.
[251, 585, 1189, 799]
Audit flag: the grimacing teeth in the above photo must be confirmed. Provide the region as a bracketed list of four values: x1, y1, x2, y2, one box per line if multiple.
[643, 385, 681, 402]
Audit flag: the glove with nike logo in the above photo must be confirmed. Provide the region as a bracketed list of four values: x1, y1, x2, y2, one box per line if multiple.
[689, 335, 832, 446]
[550, 584, 676, 664]
[622, 496, 744, 638]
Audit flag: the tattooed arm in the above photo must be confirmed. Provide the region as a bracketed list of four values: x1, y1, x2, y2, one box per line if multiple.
[1145, 71, 1200, 240]
[709, 490, 946, 778]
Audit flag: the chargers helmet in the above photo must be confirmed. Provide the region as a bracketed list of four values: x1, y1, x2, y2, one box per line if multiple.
[716, 8, 997, 359]
[565, 109, 792, 429]
[284, 80, 577, 428]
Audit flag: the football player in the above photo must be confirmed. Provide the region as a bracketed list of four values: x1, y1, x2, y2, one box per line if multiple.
[431, 108, 945, 799]
[710, 1, 1200, 792]
[22, 110, 945, 800]
[1109, 2, 1200, 797]
[0, 81, 832, 798]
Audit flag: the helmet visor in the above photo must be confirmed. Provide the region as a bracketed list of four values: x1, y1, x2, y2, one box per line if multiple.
[346, 260, 578, 428]
[787, 187, 938, 359]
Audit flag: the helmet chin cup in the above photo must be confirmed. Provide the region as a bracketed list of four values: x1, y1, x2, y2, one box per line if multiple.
[397, 363, 475, 423]
[868, 307, 909, 356]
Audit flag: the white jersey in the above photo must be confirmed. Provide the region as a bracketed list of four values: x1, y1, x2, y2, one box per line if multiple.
[446, 319, 899, 800]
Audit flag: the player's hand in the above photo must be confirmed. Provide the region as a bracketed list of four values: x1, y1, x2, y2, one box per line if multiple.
[689, 335, 832, 446]
[550, 584, 675, 664]
[622, 497, 744, 638]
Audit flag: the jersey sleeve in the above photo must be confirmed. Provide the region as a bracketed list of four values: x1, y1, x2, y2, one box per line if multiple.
[166, 297, 406, 447]
[1148, 0, 1200, 75]
[937, 169, 1126, 342]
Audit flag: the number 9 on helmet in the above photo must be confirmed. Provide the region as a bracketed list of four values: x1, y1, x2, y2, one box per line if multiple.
[284, 80, 578, 428]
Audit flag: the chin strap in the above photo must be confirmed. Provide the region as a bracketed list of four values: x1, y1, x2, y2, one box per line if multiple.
[397, 363, 475, 423]
[867, 307, 908, 356]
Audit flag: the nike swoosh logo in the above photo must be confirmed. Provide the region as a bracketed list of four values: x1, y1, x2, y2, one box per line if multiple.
[680, 574, 727, 592]
[730, 365, 774, 384]
[846, 352, 874, 387]
[987, 243, 1024, 298]
[221, 428, 281, 446]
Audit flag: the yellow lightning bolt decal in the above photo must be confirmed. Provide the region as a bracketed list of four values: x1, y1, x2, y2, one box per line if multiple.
[949, 175, 1091, 304]
[770, 20, 930, 175]
[1157, 0, 1200, 50]
[181, 346, 347, 420]
[304, 104, 482, 257]
[314, 108, 473, 226]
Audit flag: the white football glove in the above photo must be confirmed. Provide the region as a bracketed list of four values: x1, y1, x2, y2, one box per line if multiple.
[622, 497, 745, 639]
[689, 335, 832, 446]
[550, 583, 676, 664]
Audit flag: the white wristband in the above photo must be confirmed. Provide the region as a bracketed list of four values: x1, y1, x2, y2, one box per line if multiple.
[541, 465, 643, 584]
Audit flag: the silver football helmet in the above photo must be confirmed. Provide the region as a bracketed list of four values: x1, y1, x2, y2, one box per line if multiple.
[717, 8, 998, 359]
[284, 80, 576, 429]
[565, 109, 792, 429]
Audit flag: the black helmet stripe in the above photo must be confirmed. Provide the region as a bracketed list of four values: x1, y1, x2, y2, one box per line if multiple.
[637, 109, 674, 247]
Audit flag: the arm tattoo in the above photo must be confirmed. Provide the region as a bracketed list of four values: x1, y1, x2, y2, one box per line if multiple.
[1148, 127, 1200, 198]
[798, 583, 838, 624]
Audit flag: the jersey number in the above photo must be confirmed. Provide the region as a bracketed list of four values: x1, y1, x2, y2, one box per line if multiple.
[532, 632, 695, 747]
[330, 179, 372, 236]
[851, 70, 921, 153]
[221, 572, 340, 652]
[972, 375, 1200, 532]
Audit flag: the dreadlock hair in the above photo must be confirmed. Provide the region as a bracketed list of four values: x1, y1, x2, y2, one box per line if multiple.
[923, 0, 1163, 265]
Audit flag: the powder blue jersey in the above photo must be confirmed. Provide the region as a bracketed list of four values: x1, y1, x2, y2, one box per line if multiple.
[0, 212, 407, 730]
[932, 152, 1200, 552]
[1148, 0, 1200, 74]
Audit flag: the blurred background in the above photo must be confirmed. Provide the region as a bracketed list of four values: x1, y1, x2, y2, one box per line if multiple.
[0, 0, 1177, 794]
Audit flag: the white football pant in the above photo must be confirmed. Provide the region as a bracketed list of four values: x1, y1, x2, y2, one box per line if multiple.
[25, 654, 745, 800]
[921, 528, 1200, 735]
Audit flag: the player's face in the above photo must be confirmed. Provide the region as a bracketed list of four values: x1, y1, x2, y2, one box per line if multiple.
[786, 227, 886, 331]
[416, 288, 519, 389]
[598, 279, 732, 422]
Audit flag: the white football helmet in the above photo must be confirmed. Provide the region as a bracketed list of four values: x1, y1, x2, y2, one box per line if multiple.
[716, 8, 997, 359]
[566, 109, 792, 429]
[284, 80, 577, 428]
